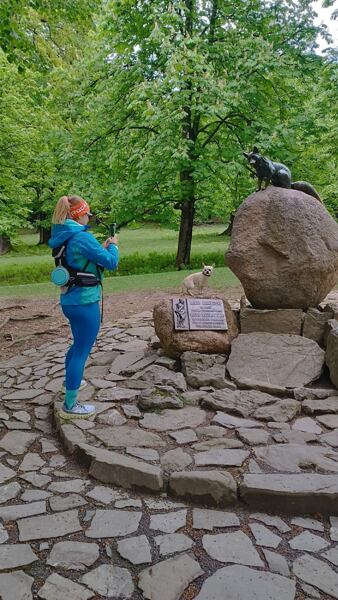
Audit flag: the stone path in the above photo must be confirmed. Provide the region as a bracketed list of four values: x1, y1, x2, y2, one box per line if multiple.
[0, 310, 338, 599]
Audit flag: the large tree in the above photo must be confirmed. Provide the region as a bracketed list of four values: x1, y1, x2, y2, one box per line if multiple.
[67, 0, 329, 266]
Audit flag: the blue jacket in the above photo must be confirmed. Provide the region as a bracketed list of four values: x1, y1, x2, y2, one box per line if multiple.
[48, 219, 119, 306]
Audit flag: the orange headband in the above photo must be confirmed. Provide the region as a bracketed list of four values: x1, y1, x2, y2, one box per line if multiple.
[69, 200, 91, 220]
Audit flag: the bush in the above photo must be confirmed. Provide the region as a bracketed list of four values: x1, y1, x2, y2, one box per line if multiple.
[0, 250, 225, 286]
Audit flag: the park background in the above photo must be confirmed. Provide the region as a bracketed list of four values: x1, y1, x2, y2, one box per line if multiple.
[0, 0, 337, 301]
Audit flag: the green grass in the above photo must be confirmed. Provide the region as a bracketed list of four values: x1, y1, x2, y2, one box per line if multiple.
[1, 224, 227, 266]
[0, 266, 239, 298]
[0, 224, 230, 286]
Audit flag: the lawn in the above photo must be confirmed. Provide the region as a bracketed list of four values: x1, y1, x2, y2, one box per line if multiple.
[0, 266, 239, 298]
[0, 223, 228, 267]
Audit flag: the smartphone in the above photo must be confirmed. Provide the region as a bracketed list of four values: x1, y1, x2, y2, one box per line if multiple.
[109, 223, 117, 237]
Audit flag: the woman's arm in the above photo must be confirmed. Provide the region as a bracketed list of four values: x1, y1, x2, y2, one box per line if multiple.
[74, 232, 119, 271]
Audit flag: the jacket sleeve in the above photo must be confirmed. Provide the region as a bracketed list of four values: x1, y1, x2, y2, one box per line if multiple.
[74, 232, 119, 271]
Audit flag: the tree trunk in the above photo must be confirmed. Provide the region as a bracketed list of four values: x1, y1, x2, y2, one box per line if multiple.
[220, 213, 235, 236]
[0, 235, 11, 255]
[38, 226, 51, 245]
[175, 195, 195, 268]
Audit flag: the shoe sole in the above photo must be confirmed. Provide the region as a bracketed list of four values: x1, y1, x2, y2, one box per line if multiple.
[58, 410, 95, 421]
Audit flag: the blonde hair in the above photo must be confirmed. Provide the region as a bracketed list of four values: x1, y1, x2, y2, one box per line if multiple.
[52, 195, 85, 224]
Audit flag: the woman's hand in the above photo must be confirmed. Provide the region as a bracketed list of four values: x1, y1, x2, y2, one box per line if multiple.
[102, 235, 118, 248]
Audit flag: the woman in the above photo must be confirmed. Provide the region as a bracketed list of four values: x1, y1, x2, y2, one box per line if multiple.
[49, 195, 119, 418]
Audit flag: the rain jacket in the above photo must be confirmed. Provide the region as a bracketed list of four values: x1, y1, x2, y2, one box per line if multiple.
[48, 219, 119, 306]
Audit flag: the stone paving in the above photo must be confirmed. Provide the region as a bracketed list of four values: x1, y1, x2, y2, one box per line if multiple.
[0, 309, 337, 598]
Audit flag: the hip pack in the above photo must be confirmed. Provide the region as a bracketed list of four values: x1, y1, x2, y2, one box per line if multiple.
[51, 236, 103, 288]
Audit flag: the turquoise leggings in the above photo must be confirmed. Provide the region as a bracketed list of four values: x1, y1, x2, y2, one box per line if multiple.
[62, 302, 100, 409]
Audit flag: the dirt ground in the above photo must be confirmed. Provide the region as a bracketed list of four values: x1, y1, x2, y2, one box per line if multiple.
[0, 286, 242, 360]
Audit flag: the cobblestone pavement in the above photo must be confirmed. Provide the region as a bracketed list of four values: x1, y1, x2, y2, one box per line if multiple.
[0, 310, 337, 599]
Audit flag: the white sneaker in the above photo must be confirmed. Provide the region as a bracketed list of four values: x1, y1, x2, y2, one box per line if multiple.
[59, 403, 95, 420]
[61, 380, 87, 393]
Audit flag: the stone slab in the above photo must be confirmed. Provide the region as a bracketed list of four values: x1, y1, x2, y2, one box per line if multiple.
[18, 510, 82, 541]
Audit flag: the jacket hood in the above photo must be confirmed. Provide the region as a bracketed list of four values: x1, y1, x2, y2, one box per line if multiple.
[48, 219, 88, 248]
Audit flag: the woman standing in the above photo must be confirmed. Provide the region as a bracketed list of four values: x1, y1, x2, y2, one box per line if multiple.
[49, 195, 119, 418]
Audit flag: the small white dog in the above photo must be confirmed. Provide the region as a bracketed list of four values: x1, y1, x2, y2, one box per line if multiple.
[182, 264, 214, 295]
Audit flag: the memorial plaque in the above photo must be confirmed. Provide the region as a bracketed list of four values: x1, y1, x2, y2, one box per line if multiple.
[172, 298, 228, 331]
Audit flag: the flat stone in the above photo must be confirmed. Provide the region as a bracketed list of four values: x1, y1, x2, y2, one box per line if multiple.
[0, 571, 34, 600]
[193, 508, 240, 530]
[47, 541, 99, 570]
[0, 501, 46, 521]
[0, 544, 38, 570]
[96, 387, 140, 401]
[121, 404, 142, 418]
[90, 425, 165, 448]
[290, 531, 329, 552]
[96, 410, 127, 426]
[195, 449, 249, 467]
[0, 526, 10, 544]
[237, 428, 269, 445]
[86, 485, 123, 504]
[138, 387, 184, 410]
[292, 417, 322, 434]
[150, 510, 187, 533]
[115, 499, 142, 508]
[84, 445, 163, 493]
[143, 498, 186, 510]
[250, 513, 290, 533]
[203, 531, 263, 566]
[138, 554, 203, 600]
[110, 351, 147, 374]
[2, 389, 43, 400]
[254, 399, 300, 422]
[48, 479, 89, 494]
[140, 407, 206, 432]
[19, 453, 45, 471]
[86, 509, 141, 538]
[321, 429, 338, 447]
[0, 432, 39, 455]
[40, 439, 58, 453]
[168, 429, 198, 444]
[293, 554, 338, 599]
[249, 523, 281, 548]
[227, 333, 324, 388]
[291, 517, 324, 532]
[0, 482, 21, 503]
[255, 443, 338, 473]
[262, 549, 290, 577]
[21, 490, 52, 501]
[195, 565, 296, 600]
[38, 573, 93, 600]
[138, 365, 187, 392]
[212, 412, 264, 429]
[13, 411, 30, 423]
[240, 473, 338, 514]
[330, 516, 338, 541]
[20, 472, 51, 488]
[181, 352, 228, 389]
[126, 447, 159, 461]
[169, 471, 237, 507]
[317, 414, 338, 429]
[4, 421, 32, 430]
[303, 307, 332, 344]
[80, 565, 134, 598]
[240, 307, 303, 335]
[161, 449, 192, 471]
[196, 425, 230, 438]
[155, 533, 193, 555]
[302, 397, 338, 414]
[192, 438, 244, 451]
[272, 430, 317, 444]
[0, 464, 16, 484]
[117, 535, 152, 564]
[321, 546, 338, 566]
[18, 509, 82, 541]
[49, 494, 86, 512]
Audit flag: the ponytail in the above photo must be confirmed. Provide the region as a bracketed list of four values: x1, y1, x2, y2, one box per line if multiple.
[52, 196, 71, 224]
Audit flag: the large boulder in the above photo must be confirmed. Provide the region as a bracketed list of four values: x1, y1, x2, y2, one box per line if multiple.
[153, 297, 238, 357]
[226, 188, 338, 309]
